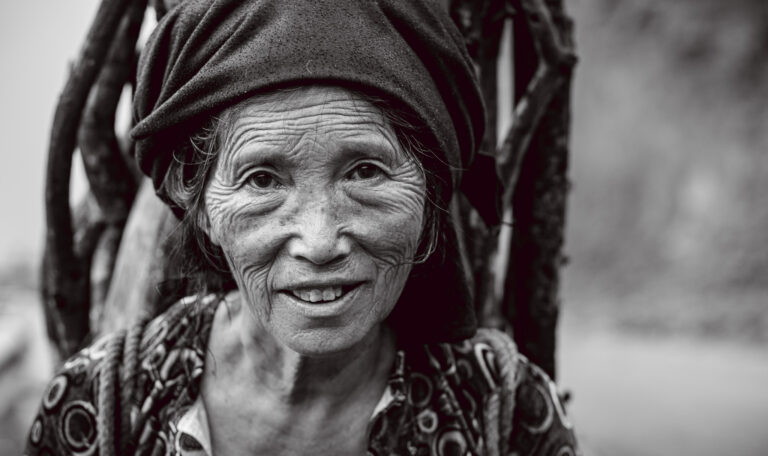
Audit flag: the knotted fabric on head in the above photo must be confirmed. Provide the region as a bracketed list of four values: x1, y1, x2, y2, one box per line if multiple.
[131, 0, 500, 226]
[131, 0, 502, 343]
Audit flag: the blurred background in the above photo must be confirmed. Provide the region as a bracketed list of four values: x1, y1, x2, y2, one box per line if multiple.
[1, 0, 767, 454]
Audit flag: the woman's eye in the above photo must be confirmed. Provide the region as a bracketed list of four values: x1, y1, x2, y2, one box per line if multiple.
[348, 163, 384, 181]
[248, 171, 278, 189]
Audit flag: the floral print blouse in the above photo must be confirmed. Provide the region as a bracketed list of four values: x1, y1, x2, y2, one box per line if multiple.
[25, 295, 579, 455]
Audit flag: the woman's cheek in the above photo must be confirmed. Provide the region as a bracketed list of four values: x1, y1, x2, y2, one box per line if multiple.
[348, 184, 424, 262]
[206, 183, 279, 241]
[236, 260, 273, 317]
[217, 217, 284, 320]
[206, 188, 286, 302]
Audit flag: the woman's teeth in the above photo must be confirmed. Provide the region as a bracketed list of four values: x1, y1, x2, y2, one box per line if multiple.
[291, 286, 343, 303]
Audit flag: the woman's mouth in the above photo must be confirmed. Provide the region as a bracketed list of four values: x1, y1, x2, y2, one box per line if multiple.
[278, 282, 365, 318]
[284, 284, 360, 304]
[289, 286, 342, 303]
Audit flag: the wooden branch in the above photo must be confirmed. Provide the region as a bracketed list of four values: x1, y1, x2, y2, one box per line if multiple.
[43, 0, 130, 358]
[476, 0, 506, 157]
[502, 0, 575, 379]
[450, 0, 509, 325]
[77, 0, 147, 334]
[497, 0, 577, 208]
[516, 0, 575, 67]
[72, 196, 108, 265]
[472, 1, 508, 325]
[42, 195, 105, 361]
[450, 0, 577, 376]
[79, 0, 146, 224]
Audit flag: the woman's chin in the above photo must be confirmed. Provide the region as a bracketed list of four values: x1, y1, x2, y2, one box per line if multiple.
[262, 291, 384, 356]
[258, 322, 387, 359]
[282, 327, 364, 357]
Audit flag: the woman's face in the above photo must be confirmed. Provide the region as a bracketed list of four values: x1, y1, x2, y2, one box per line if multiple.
[202, 86, 426, 356]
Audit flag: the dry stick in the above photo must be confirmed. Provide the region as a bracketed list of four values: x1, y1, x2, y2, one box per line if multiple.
[502, 0, 576, 379]
[52, 197, 107, 348]
[79, 0, 147, 328]
[41, 196, 107, 363]
[472, 0, 504, 324]
[496, 0, 576, 206]
[450, 0, 507, 325]
[79, 0, 146, 224]
[475, 0, 576, 330]
[449, 0, 489, 270]
[43, 0, 130, 359]
[72, 196, 108, 280]
[498, 66, 559, 205]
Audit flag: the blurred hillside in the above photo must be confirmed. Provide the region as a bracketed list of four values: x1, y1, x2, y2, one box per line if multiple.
[564, 0, 768, 342]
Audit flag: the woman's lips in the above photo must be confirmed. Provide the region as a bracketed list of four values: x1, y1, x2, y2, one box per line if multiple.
[289, 286, 343, 303]
[277, 283, 364, 317]
[281, 283, 362, 304]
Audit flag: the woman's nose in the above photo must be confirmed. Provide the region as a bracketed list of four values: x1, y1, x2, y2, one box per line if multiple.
[285, 194, 351, 265]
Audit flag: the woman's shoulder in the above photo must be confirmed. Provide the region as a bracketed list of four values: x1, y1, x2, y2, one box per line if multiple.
[452, 328, 580, 455]
[25, 294, 221, 455]
[25, 330, 123, 454]
[138, 293, 221, 356]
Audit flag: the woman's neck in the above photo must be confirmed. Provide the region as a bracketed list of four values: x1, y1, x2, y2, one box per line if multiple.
[203, 292, 396, 455]
[219, 291, 396, 409]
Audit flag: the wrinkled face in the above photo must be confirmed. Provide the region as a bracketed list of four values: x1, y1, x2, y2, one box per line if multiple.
[202, 86, 426, 356]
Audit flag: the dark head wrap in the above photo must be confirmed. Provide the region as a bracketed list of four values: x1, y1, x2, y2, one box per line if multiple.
[132, 0, 499, 343]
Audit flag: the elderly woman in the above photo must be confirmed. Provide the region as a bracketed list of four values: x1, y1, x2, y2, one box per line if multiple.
[26, 0, 578, 455]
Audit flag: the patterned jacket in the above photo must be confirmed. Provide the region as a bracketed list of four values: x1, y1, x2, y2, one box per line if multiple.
[25, 295, 579, 455]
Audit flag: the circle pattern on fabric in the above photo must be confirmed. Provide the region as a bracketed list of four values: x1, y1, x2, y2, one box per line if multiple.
[434, 428, 467, 456]
[42, 375, 68, 412]
[30, 416, 44, 446]
[155, 429, 169, 455]
[58, 400, 97, 456]
[409, 373, 434, 408]
[518, 382, 554, 434]
[417, 409, 438, 434]
[178, 432, 204, 451]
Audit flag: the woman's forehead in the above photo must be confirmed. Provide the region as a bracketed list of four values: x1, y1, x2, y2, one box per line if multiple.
[219, 86, 404, 163]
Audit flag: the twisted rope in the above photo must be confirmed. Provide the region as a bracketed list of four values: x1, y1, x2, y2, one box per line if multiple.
[120, 318, 147, 454]
[97, 330, 126, 456]
[478, 328, 520, 455]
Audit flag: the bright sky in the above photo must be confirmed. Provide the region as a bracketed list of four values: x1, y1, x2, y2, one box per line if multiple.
[0, 1, 108, 266]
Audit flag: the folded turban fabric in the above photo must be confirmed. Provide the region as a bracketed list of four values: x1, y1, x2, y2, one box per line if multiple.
[131, 0, 500, 226]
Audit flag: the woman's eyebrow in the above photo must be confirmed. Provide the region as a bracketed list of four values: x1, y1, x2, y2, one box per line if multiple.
[227, 145, 290, 177]
[336, 138, 401, 165]
[224, 134, 402, 175]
